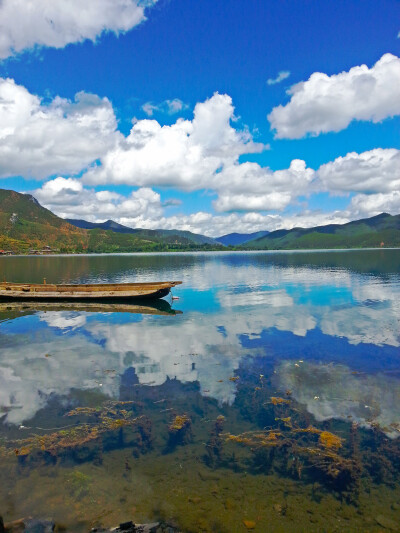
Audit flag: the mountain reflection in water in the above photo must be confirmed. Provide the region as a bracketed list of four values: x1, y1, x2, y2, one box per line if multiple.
[0, 250, 399, 531]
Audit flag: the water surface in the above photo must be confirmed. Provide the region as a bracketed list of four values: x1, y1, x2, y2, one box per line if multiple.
[0, 250, 399, 532]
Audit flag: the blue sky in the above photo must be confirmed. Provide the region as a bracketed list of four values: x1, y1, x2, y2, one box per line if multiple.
[0, 0, 399, 236]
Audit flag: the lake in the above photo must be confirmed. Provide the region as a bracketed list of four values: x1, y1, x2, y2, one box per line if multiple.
[0, 250, 400, 532]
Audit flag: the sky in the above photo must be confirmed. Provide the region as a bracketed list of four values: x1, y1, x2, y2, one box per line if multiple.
[0, 0, 399, 237]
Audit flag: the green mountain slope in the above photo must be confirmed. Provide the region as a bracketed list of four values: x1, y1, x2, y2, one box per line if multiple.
[245, 213, 400, 249]
[0, 189, 87, 252]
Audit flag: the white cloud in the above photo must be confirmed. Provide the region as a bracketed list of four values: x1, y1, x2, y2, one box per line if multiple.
[34, 140, 400, 236]
[318, 148, 400, 194]
[33, 177, 162, 222]
[81, 92, 315, 216]
[316, 147, 400, 219]
[214, 192, 291, 212]
[118, 208, 350, 237]
[268, 53, 400, 138]
[267, 70, 290, 85]
[213, 159, 315, 212]
[350, 191, 400, 218]
[83, 92, 266, 189]
[0, 78, 119, 179]
[1, 77, 396, 232]
[141, 103, 157, 117]
[33, 174, 353, 237]
[142, 98, 189, 116]
[0, 0, 156, 59]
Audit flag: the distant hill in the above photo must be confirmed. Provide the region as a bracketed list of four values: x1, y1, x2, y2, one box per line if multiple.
[0, 189, 222, 253]
[66, 218, 140, 234]
[216, 231, 270, 246]
[66, 218, 219, 246]
[244, 213, 400, 249]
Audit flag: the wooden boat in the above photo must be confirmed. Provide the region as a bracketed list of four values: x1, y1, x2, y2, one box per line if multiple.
[0, 281, 182, 301]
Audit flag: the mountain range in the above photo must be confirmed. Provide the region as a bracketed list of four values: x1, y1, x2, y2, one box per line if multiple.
[215, 231, 270, 246]
[245, 213, 400, 249]
[66, 218, 217, 245]
[1, 188, 400, 253]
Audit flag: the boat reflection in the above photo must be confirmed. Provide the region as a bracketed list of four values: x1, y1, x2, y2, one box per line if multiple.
[0, 298, 182, 317]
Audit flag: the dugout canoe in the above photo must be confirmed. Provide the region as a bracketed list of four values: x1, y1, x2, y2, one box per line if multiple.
[0, 281, 182, 301]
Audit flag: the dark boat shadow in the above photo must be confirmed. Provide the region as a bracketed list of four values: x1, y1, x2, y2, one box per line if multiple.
[0, 298, 182, 318]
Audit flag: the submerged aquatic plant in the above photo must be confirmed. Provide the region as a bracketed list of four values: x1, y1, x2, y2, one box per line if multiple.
[319, 430, 343, 450]
[9, 401, 145, 460]
[167, 413, 192, 446]
[168, 414, 191, 432]
[205, 415, 225, 467]
[270, 397, 291, 406]
[223, 421, 358, 492]
[66, 470, 91, 500]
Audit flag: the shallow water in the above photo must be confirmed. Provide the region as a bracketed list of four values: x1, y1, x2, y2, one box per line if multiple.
[0, 250, 400, 532]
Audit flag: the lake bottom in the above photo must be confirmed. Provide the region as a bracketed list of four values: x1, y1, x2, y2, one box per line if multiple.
[1, 369, 400, 533]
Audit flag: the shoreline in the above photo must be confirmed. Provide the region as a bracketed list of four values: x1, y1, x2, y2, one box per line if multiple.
[1, 246, 400, 258]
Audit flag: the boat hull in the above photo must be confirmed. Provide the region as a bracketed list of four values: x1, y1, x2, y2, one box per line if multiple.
[0, 281, 181, 301]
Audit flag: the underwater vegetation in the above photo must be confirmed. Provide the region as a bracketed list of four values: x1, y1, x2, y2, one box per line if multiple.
[4, 401, 151, 464]
[205, 415, 225, 468]
[222, 420, 356, 493]
[270, 396, 291, 406]
[167, 414, 192, 447]
[66, 470, 92, 500]
[216, 360, 400, 503]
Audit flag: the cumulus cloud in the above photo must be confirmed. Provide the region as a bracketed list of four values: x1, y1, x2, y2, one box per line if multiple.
[83, 92, 266, 189]
[268, 53, 400, 138]
[213, 159, 315, 212]
[267, 70, 290, 85]
[318, 148, 400, 194]
[0, 0, 156, 59]
[33, 177, 162, 222]
[1, 76, 396, 233]
[82, 92, 314, 216]
[0, 78, 119, 179]
[350, 191, 400, 219]
[142, 98, 189, 116]
[31, 175, 350, 236]
[33, 141, 400, 236]
[316, 147, 400, 219]
[117, 208, 350, 237]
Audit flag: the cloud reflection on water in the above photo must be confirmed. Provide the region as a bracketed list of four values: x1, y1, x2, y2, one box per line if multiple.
[0, 253, 399, 434]
[275, 360, 400, 438]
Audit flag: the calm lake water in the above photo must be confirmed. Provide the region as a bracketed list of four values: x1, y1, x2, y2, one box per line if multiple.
[0, 250, 400, 532]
